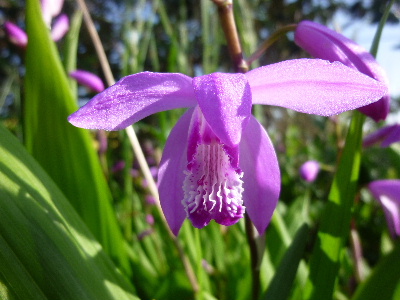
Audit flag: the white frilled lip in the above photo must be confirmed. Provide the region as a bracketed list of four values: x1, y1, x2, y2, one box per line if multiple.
[158, 108, 280, 235]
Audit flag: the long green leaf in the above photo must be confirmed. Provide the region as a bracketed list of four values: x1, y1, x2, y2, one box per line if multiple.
[352, 242, 400, 300]
[0, 124, 138, 300]
[63, 9, 83, 96]
[304, 111, 365, 300]
[23, 0, 130, 275]
[261, 224, 309, 300]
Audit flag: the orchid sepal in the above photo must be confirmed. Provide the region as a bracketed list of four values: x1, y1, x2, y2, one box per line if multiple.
[369, 180, 400, 239]
[295, 20, 390, 121]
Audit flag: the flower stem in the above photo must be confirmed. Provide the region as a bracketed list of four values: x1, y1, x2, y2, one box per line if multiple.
[247, 24, 297, 66]
[211, 0, 263, 296]
[211, 0, 248, 73]
[350, 220, 365, 283]
[245, 215, 261, 300]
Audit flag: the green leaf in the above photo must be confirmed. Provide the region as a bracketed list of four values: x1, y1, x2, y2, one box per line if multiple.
[261, 224, 309, 300]
[63, 9, 83, 95]
[23, 0, 130, 275]
[304, 111, 365, 300]
[0, 124, 138, 300]
[352, 242, 400, 300]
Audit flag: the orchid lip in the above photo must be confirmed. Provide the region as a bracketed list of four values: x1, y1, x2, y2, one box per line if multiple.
[182, 108, 245, 228]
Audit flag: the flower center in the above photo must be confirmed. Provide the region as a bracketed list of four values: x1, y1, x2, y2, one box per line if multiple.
[182, 142, 245, 228]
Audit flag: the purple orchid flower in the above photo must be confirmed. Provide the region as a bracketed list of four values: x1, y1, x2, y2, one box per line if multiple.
[295, 20, 390, 122]
[4, 22, 28, 48]
[369, 180, 400, 239]
[363, 124, 400, 148]
[69, 70, 105, 93]
[68, 58, 387, 235]
[50, 14, 70, 42]
[5, 0, 68, 48]
[299, 160, 320, 182]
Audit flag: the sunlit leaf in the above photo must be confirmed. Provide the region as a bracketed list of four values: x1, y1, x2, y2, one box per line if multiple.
[23, 0, 131, 275]
[261, 224, 309, 300]
[0, 124, 138, 300]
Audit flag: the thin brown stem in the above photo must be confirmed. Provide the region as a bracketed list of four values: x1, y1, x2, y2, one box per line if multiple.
[76, 0, 199, 293]
[211, 0, 248, 73]
[211, 1, 263, 297]
[247, 24, 297, 66]
[245, 215, 261, 300]
[76, 0, 114, 86]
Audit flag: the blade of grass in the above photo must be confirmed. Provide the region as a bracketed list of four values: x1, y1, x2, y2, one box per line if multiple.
[260, 224, 309, 300]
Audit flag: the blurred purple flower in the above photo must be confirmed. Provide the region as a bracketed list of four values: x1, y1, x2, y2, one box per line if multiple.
[111, 160, 125, 173]
[295, 20, 390, 122]
[130, 169, 140, 178]
[41, 0, 64, 26]
[299, 160, 320, 182]
[363, 124, 400, 148]
[70, 70, 105, 93]
[68, 59, 387, 235]
[50, 14, 69, 42]
[145, 195, 157, 206]
[4, 22, 28, 48]
[5, 0, 68, 48]
[146, 214, 155, 225]
[369, 180, 400, 239]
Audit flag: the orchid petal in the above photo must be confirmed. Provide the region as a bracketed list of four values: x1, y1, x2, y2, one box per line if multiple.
[70, 70, 105, 93]
[369, 180, 400, 238]
[158, 109, 195, 235]
[239, 116, 280, 234]
[68, 72, 197, 130]
[5, 22, 28, 48]
[247, 59, 387, 116]
[193, 73, 252, 147]
[381, 125, 400, 147]
[363, 124, 398, 148]
[51, 14, 69, 42]
[295, 20, 390, 121]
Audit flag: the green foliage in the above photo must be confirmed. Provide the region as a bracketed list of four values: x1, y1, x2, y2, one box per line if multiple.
[23, 0, 130, 275]
[352, 242, 400, 300]
[304, 112, 366, 300]
[261, 224, 309, 300]
[0, 124, 138, 300]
